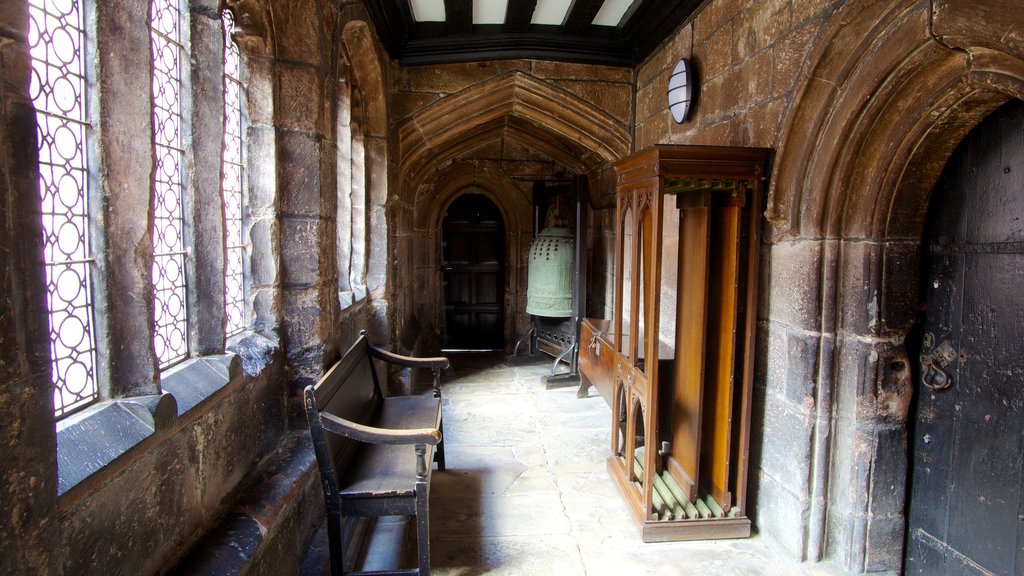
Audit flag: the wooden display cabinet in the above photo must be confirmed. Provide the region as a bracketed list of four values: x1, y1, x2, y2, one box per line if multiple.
[604, 144, 770, 542]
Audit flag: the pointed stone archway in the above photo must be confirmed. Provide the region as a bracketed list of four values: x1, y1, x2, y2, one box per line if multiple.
[398, 71, 631, 187]
[392, 71, 632, 356]
[760, 0, 1024, 573]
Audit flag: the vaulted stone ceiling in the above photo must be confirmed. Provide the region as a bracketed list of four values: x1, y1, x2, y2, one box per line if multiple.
[363, 0, 704, 66]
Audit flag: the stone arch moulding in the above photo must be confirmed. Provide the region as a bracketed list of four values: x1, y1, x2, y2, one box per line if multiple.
[340, 19, 387, 138]
[398, 71, 632, 190]
[417, 171, 524, 235]
[769, 0, 1024, 242]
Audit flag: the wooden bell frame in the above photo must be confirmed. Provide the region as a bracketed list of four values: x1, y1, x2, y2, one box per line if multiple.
[607, 145, 771, 542]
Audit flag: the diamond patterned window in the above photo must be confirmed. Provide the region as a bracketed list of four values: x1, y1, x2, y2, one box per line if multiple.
[29, 0, 99, 417]
[222, 11, 246, 336]
[150, 0, 189, 366]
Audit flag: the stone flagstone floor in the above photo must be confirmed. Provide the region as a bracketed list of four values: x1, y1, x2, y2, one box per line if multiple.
[304, 351, 801, 576]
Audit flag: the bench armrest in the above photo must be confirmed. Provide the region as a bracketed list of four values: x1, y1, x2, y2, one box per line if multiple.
[368, 343, 449, 398]
[369, 344, 450, 371]
[318, 411, 442, 446]
[313, 408, 441, 480]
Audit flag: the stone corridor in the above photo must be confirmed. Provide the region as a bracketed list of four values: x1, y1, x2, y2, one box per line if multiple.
[302, 353, 800, 575]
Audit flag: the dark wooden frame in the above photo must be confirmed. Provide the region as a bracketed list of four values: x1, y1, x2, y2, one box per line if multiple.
[304, 332, 450, 576]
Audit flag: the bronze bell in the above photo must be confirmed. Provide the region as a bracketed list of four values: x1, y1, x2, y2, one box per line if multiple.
[526, 226, 574, 317]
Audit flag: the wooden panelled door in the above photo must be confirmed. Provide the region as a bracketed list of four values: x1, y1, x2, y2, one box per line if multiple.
[441, 193, 505, 350]
[905, 99, 1024, 575]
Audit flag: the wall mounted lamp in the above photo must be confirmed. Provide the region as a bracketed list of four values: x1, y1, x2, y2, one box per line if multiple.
[668, 58, 693, 123]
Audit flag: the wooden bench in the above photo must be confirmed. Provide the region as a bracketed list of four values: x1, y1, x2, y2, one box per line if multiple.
[303, 332, 449, 576]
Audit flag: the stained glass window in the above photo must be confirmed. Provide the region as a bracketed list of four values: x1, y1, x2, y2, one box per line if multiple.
[29, 0, 99, 417]
[150, 0, 189, 365]
[222, 11, 245, 336]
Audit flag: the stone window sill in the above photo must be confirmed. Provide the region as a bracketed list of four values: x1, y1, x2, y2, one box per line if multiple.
[56, 353, 244, 497]
[339, 287, 367, 311]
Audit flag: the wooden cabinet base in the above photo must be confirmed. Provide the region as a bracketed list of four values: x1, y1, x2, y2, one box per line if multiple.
[608, 456, 751, 542]
[641, 516, 751, 543]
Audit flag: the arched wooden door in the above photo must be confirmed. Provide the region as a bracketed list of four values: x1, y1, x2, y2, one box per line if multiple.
[905, 99, 1024, 575]
[441, 193, 505, 350]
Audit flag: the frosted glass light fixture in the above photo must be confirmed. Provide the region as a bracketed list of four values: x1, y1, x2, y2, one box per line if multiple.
[667, 58, 693, 123]
[532, 0, 573, 25]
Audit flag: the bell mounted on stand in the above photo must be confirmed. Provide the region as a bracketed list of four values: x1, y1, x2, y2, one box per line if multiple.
[511, 177, 589, 393]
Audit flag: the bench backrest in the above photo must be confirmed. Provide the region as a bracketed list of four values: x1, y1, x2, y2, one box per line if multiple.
[308, 334, 384, 491]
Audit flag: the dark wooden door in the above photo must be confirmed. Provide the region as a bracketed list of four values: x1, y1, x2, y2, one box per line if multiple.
[441, 193, 505, 350]
[905, 99, 1024, 575]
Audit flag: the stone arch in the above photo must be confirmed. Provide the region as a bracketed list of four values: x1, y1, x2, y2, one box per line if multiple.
[336, 13, 390, 339]
[417, 169, 525, 236]
[397, 72, 631, 191]
[769, 0, 1024, 242]
[762, 0, 1024, 572]
[397, 72, 630, 353]
[410, 166, 528, 351]
[341, 20, 387, 138]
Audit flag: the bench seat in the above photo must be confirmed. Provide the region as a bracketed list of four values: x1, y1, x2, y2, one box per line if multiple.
[340, 395, 441, 504]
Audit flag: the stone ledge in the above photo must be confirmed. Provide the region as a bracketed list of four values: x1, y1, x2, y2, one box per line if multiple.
[227, 330, 280, 377]
[56, 353, 242, 496]
[162, 354, 241, 414]
[171, 430, 321, 575]
[339, 287, 367, 311]
[56, 393, 177, 495]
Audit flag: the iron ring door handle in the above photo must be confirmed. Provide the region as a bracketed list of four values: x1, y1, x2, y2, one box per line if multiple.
[920, 357, 952, 391]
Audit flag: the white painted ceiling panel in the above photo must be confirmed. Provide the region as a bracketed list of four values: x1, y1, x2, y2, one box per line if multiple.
[473, 0, 509, 24]
[531, 0, 573, 25]
[409, 0, 445, 22]
[593, 0, 637, 26]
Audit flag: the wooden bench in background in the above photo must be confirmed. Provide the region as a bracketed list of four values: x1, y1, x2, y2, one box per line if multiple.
[578, 317, 615, 405]
[304, 332, 449, 576]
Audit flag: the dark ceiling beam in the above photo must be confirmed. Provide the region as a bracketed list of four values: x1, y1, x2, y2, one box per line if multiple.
[563, 0, 605, 33]
[362, 0, 415, 58]
[621, 0, 700, 61]
[361, 0, 701, 68]
[505, 0, 538, 32]
[444, 0, 473, 35]
[399, 32, 632, 67]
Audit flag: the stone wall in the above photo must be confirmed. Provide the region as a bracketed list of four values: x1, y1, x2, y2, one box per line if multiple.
[4, 0, 1022, 573]
[0, 4, 62, 574]
[1, 0, 368, 572]
[633, 0, 1024, 573]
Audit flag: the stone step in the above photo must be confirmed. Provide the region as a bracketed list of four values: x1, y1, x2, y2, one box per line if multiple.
[172, 430, 321, 575]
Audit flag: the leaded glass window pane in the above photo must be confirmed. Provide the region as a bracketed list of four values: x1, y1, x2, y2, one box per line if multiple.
[150, 0, 189, 366]
[222, 11, 245, 336]
[29, 0, 99, 417]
